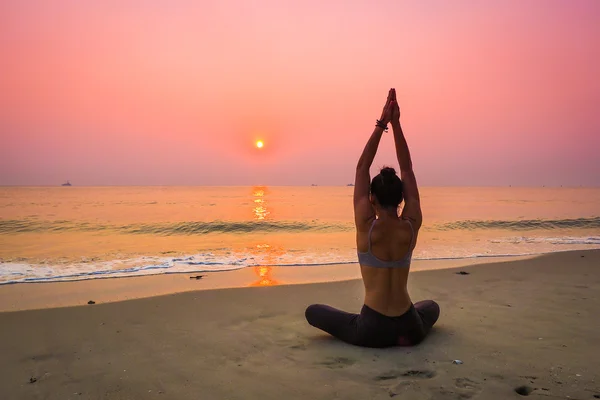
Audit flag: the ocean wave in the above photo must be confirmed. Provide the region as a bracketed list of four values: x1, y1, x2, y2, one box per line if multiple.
[0, 219, 353, 235]
[3, 242, 600, 285]
[436, 217, 600, 231]
[3, 216, 598, 236]
[0, 253, 358, 285]
[490, 236, 600, 245]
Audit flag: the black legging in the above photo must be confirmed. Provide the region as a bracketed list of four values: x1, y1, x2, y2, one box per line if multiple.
[305, 300, 440, 348]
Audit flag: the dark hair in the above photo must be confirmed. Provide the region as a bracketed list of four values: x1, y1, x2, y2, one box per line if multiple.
[370, 167, 403, 208]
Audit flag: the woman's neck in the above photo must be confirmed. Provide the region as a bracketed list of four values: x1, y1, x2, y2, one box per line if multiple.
[376, 208, 399, 220]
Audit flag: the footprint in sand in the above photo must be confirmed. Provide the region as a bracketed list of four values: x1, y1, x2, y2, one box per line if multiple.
[375, 369, 437, 382]
[437, 378, 482, 399]
[455, 377, 479, 390]
[384, 372, 482, 400]
[384, 370, 436, 399]
[274, 336, 308, 351]
[317, 356, 356, 369]
[375, 369, 437, 398]
[373, 369, 435, 381]
[401, 370, 437, 379]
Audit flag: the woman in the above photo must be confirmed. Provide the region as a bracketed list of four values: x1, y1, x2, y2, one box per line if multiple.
[305, 88, 440, 348]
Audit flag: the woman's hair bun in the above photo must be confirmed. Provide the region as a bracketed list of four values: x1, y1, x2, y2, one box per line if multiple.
[380, 167, 397, 179]
[371, 166, 403, 208]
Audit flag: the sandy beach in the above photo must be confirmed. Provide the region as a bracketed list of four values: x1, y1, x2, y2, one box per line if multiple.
[3, 0, 599, 398]
[1, 249, 599, 400]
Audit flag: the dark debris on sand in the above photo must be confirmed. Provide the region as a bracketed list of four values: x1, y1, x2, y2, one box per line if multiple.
[514, 385, 534, 396]
[456, 271, 470, 275]
[87, 300, 95, 305]
[189, 275, 205, 280]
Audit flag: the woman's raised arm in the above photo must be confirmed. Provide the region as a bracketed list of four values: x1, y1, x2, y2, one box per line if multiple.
[390, 89, 422, 228]
[353, 89, 394, 229]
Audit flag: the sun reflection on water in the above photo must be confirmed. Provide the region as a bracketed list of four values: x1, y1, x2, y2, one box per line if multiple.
[252, 265, 278, 286]
[248, 187, 281, 286]
[252, 187, 270, 220]
[248, 242, 282, 287]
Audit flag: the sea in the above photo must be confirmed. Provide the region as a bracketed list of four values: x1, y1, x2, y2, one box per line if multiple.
[0, 186, 599, 285]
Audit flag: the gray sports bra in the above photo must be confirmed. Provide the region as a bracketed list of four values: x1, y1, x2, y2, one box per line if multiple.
[357, 219, 415, 268]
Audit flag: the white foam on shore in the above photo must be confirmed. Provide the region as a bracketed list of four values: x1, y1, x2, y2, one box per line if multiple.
[2, 236, 599, 285]
[490, 236, 600, 245]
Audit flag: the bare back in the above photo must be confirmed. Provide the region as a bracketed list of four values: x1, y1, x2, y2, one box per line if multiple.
[357, 217, 418, 316]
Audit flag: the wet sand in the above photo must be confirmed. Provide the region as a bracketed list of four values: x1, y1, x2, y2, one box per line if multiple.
[1, 250, 598, 400]
[0, 256, 531, 312]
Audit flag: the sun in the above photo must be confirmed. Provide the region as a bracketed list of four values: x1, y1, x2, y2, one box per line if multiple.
[255, 140, 264, 149]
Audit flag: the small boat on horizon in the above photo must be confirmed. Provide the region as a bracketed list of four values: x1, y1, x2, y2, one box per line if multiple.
[61, 181, 72, 187]
[346, 183, 354, 187]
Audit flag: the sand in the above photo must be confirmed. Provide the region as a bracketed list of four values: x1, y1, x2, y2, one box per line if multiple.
[1, 250, 599, 400]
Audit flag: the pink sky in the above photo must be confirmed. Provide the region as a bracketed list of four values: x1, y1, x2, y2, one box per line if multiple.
[1, 0, 599, 186]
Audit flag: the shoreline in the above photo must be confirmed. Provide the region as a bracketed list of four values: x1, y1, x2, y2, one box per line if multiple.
[3, 244, 598, 287]
[0, 253, 543, 313]
[1, 250, 567, 286]
[0, 249, 596, 313]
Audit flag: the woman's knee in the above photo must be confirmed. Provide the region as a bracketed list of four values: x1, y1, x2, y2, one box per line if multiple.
[415, 300, 440, 326]
[429, 301, 440, 324]
[305, 304, 323, 326]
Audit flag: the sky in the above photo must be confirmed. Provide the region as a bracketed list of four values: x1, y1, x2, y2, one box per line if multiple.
[1, 0, 599, 186]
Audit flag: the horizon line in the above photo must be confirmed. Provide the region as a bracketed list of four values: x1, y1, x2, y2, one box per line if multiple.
[1, 184, 599, 189]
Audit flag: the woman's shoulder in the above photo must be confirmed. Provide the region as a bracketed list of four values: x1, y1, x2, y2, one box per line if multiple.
[393, 218, 417, 244]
